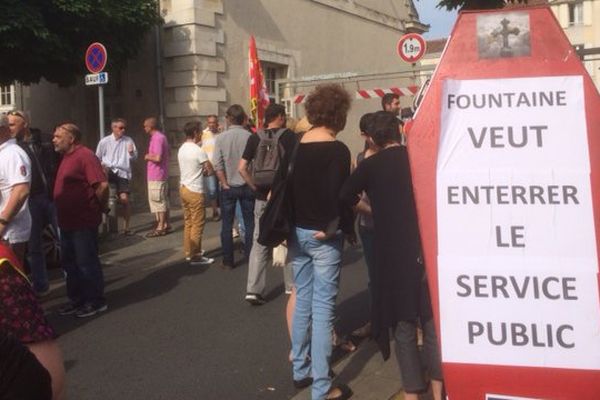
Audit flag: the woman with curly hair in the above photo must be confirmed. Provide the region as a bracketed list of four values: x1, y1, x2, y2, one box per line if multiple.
[289, 84, 355, 400]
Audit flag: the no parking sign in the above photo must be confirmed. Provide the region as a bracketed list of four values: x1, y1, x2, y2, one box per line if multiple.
[85, 42, 107, 74]
[407, 6, 600, 399]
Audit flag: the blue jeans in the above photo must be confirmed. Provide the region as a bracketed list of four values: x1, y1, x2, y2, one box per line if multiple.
[27, 193, 58, 292]
[61, 227, 105, 306]
[220, 185, 255, 265]
[290, 227, 343, 400]
[235, 202, 246, 245]
[204, 174, 219, 201]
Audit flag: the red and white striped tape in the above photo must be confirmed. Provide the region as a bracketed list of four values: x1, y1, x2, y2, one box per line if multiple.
[292, 94, 307, 104]
[356, 86, 419, 99]
[290, 86, 418, 104]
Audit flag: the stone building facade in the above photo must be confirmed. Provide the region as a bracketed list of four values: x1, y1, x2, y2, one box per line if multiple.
[3, 0, 427, 207]
[549, 0, 600, 88]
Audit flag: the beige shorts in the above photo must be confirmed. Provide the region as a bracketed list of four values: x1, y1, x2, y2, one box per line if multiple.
[148, 180, 169, 213]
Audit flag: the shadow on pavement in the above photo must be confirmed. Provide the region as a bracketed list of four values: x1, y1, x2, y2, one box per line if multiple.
[265, 283, 285, 302]
[99, 232, 146, 253]
[64, 359, 78, 372]
[334, 340, 380, 387]
[336, 289, 369, 335]
[48, 249, 209, 336]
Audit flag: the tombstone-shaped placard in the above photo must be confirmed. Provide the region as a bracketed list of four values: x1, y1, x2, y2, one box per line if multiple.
[407, 6, 600, 399]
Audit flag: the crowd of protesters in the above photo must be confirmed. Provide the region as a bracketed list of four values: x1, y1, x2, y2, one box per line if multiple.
[0, 84, 443, 400]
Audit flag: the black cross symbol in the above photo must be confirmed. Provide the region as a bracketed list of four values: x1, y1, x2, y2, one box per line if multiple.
[493, 18, 520, 51]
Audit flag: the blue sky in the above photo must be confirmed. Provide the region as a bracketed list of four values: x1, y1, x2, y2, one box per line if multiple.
[414, 1, 458, 39]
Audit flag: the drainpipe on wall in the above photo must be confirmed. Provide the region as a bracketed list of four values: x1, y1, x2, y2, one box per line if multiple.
[155, 22, 166, 130]
[17, 82, 24, 111]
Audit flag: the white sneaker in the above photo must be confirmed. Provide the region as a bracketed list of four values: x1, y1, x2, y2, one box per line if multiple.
[189, 256, 214, 265]
[186, 250, 204, 261]
[245, 293, 266, 305]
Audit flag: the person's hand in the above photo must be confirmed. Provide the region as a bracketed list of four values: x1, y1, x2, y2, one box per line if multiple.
[345, 233, 358, 246]
[127, 143, 134, 153]
[221, 183, 231, 190]
[144, 154, 150, 161]
[313, 231, 333, 241]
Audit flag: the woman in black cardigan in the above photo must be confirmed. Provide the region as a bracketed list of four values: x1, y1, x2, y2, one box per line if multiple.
[340, 111, 443, 400]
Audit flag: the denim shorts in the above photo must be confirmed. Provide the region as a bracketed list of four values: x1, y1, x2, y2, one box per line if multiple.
[204, 175, 218, 201]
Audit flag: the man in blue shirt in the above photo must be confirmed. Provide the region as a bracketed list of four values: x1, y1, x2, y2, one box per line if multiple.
[96, 118, 138, 235]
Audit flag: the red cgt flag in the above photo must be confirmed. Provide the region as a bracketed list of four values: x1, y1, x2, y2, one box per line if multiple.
[249, 35, 270, 129]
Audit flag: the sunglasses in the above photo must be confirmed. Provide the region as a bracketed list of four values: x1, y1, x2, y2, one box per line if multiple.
[7, 110, 26, 120]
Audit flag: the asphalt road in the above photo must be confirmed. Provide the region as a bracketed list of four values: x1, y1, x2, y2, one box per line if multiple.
[42, 211, 371, 400]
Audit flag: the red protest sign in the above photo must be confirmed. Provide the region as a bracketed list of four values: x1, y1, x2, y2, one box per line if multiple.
[407, 6, 600, 399]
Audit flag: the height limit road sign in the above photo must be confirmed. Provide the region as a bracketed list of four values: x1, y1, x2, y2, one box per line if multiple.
[397, 33, 427, 64]
[85, 42, 108, 74]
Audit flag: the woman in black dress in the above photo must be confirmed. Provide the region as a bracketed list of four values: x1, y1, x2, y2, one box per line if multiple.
[340, 111, 443, 400]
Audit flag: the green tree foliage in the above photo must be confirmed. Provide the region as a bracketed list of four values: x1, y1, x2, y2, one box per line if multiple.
[436, 0, 528, 11]
[0, 0, 161, 86]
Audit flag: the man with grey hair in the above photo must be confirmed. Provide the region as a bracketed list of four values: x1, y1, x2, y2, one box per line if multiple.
[0, 114, 32, 265]
[96, 117, 138, 235]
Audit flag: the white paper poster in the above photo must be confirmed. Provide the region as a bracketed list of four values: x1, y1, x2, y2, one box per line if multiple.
[436, 76, 600, 370]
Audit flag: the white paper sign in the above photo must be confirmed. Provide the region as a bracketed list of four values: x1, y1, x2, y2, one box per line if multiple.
[436, 76, 600, 370]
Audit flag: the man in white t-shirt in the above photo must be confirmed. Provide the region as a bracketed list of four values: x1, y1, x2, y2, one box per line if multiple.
[178, 121, 215, 265]
[0, 115, 31, 265]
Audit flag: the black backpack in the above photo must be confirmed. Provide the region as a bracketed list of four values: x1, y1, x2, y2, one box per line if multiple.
[252, 128, 286, 190]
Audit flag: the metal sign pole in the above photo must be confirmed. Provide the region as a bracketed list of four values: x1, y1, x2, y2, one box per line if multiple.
[98, 85, 105, 142]
[98, 84, 109, 233]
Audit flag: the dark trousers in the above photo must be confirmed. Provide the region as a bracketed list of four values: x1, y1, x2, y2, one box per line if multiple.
[61, 227, 105, 306]
[27, 193, 58, 292]
[394, 318, 443, 394]
[220, 185, 255, 265]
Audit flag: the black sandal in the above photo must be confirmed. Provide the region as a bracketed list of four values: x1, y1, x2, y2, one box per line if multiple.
[326, 384, 353, 400]
[145, 229, 166, 238]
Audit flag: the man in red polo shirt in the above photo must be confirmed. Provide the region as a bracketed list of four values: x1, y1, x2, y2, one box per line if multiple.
[53, 122, 109, 318]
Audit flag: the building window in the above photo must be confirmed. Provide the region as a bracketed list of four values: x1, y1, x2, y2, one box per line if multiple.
[0, 85, 15, 108]
[261, 62, 288, 104]
[569, 2, 583, 26]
